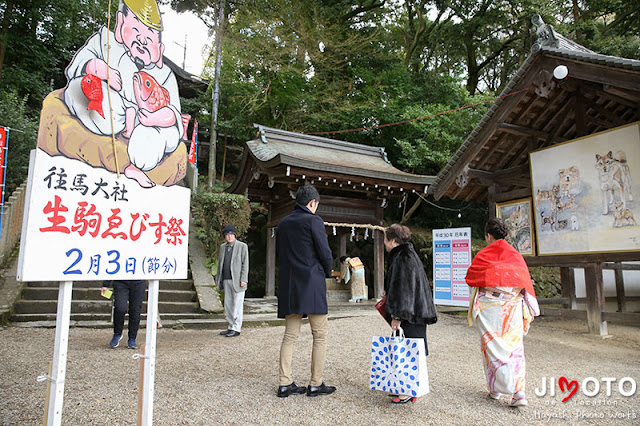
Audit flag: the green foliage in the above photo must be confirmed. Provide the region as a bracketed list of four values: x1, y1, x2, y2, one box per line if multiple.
[394, 89, 490, 175]
[0, 0, 112, 111]
[0, 90, 38, 201]
[191, 189, 251, 260]
[530, 266, 562, 298]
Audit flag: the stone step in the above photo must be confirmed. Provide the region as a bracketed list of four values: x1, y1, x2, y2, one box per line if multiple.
[11, 300, 199, 315]
[20, 287, 197, 303]
[10, 309, 376, 329]
[10, 312, 215, 323]
[326, 289, 353, 302]
[23, 279, 195, 291]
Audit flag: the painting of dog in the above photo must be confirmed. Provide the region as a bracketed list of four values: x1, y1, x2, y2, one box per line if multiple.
[570, 215, 579, 231]
[540, 210, 557, 232]
[595, 150, 634, 215]
[536, 185, 559, 209]
[612, 202, 638, 228]
[496, 199, 535, 256]
[530, 122, 640, 254]
[555, 195, 577, 213]
[558, 166, 581, 197]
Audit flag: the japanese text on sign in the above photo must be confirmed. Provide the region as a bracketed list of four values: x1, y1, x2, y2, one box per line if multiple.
[432, 227, 472, 307]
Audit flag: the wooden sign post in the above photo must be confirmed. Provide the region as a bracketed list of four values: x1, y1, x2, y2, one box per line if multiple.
[140, 279, 159, 425]
[41, 281, 73, 425]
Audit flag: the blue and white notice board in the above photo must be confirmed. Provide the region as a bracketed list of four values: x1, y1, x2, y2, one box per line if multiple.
[432, 227, 471, 307]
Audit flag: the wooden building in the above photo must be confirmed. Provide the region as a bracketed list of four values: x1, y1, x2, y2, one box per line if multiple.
[227, 124, 434, 298]
[427, 15, 640, 334]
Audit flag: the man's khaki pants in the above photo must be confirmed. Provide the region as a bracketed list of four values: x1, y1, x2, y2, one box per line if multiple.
[279, 314, 328, 387]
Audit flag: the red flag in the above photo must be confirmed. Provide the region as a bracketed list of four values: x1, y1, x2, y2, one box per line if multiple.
[0, 127, 7, 189]
[188, 120, 197, 164]
[0, 126, 8, 238]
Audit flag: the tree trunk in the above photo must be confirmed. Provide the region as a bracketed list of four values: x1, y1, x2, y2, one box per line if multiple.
[572, 0, 582, 42]
[208, 0, 226, 188]
[0, 0, 15, 82]
[465, 40, 479, 95]
[221, 133, 227, 186]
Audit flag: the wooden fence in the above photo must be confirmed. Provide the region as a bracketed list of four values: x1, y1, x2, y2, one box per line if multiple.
[0, 182, 27, 267]
[539, 263, 640, 313]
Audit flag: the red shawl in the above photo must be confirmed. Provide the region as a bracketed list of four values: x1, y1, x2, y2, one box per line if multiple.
[465, 239, 536, 297]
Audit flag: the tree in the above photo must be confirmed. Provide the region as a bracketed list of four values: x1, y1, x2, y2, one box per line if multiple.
[0, 0, 111, 111]
[547, 0, 640, 60]
[0, 90, 38, 200]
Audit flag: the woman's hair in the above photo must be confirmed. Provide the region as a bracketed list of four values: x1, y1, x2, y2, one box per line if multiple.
[385, 224, 411, 244]
[339, 256, 347, 263]
[485, 218, 508, 240]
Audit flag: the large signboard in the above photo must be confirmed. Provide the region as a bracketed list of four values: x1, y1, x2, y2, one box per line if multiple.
[530, 122, 639, 255]
[17, 149, 189, 281]
[432, 227, 471, 307]
[23, 1, 192, 423]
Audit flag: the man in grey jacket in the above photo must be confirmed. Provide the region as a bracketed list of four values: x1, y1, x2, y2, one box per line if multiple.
[216, 225, 249, 337]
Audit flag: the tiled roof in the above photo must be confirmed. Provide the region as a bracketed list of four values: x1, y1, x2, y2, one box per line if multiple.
[247, 125, 434, 185]
[428, 16, 640, 198]
[539, 46, 640, 70]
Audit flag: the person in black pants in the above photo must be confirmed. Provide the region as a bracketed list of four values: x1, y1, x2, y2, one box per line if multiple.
[101, 280, 146, 349]
[382, 224, 437, 404]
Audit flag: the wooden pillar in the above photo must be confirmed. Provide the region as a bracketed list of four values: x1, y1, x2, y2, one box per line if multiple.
[373, 229, 384, 299]
[614, 262, 626, 312]
[583, 263, 608, 335]
[560, 267, 577, 310]
[487, 184, 500, 219]
[339, 232, 347, 260]
[265, 227, 276, 298]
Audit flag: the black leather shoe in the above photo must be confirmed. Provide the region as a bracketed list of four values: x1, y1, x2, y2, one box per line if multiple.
[225, 330, 240, 337]
[277, 382, 306, 398]
[220, 330, 231, 335]
[306, 383, 336, 397]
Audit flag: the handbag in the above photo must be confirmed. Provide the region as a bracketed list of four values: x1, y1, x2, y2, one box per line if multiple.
[375, 295, 388, 322]
[370, 328, 430, 397]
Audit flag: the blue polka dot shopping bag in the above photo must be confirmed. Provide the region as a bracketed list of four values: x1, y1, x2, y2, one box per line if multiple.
[370, 329, 429, 397]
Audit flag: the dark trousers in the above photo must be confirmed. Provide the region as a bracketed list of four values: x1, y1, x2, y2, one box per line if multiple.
[400, 321, 429, 356]
[113, 281, 146, 340]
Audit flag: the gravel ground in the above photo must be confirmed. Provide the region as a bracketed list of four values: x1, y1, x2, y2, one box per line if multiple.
[1, 311, 639, 425]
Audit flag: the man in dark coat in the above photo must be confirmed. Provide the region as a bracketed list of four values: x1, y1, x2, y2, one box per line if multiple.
[276, 185, 336, 398]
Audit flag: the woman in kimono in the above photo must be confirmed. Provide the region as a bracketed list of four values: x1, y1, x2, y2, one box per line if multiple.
[383, 224, 438, 404]
[465, 218, 539, 407]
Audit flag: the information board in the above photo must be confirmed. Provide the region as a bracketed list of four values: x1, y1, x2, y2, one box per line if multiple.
[432, 227, 471, 307]
[17, 149, 190, 281]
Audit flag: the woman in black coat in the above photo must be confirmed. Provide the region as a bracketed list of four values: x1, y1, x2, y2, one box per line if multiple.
[383, 224, 437, 403]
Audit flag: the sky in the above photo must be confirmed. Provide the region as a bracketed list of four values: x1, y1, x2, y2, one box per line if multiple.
[160, 7, 213, 76]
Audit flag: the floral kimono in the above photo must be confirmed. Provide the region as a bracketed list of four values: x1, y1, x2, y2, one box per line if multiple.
[465, 239, 540, 395]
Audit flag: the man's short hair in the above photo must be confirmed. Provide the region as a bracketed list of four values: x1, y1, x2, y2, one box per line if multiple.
[296, 185, 320, 206]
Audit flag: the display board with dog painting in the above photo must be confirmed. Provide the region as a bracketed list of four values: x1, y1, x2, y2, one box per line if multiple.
[530, 122, 639, 255]
[496, 198, 535, 256]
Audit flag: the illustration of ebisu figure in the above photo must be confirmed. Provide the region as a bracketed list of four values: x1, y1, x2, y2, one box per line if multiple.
[63, 0, 184, 188]
[36, 0, 187, 188]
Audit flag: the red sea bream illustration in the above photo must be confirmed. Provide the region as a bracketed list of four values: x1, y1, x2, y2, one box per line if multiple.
[81, 73, 105, 118]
